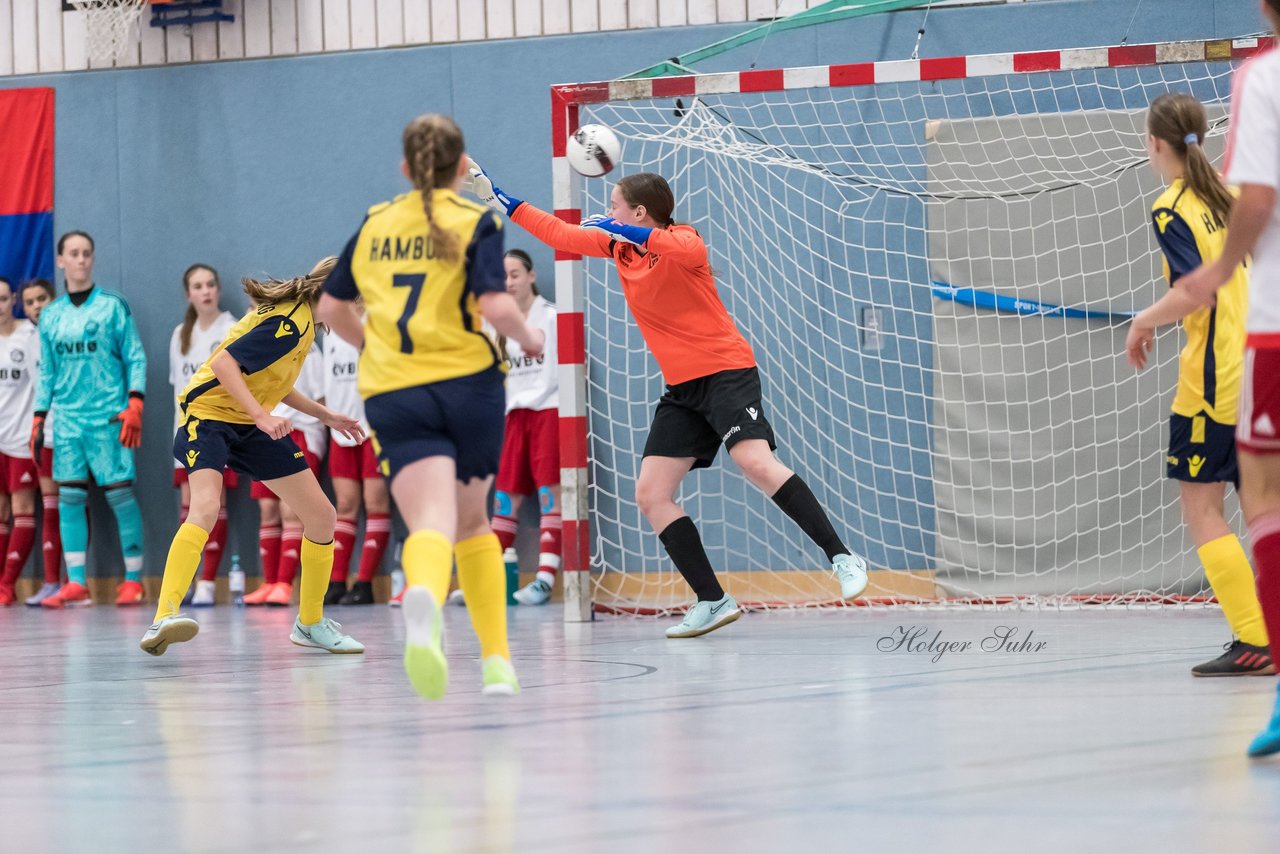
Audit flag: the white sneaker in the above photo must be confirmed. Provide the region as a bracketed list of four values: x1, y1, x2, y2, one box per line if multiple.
[140, 614, 200, 656]
[833, 553, 869, 600]
[25, 582, 61, 606]
[191, 579, 216, 607]
[513, 578, 553, 606]
[446, 589, 466, 607]
[666, 594, 741, 638]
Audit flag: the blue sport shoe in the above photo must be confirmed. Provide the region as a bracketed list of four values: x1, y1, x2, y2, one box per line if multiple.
[403, 587, 449, 699]
[833, 553, 869, 600]
[666, 594, 741, 638]
[1248, 684, 1280, 758]
[290, 617, 365, 654]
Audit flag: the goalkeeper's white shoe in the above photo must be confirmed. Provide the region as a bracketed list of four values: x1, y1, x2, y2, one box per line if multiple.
[833, 553, 869, 600]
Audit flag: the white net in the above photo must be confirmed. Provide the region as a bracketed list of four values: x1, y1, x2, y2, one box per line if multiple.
[571, 48, 1246, 613]
[71, 0, 148, 65]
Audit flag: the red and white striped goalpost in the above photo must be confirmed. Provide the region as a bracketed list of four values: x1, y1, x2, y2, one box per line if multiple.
[551, 35, 1275, 622]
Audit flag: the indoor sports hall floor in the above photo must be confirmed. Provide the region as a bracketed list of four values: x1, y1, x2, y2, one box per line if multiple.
[2, 605, 1278, 853]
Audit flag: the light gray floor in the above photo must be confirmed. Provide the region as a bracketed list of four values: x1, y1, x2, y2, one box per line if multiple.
[1, 604, 1278, 853]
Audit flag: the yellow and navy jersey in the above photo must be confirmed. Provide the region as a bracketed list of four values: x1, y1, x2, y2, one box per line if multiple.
[322, 188, 507, 398]
[179, 300, 315, 424]
[1151, 178, 1248, 424]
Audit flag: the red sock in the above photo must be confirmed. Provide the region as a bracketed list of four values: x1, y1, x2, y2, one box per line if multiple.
[332, 517, 358, 582]
[41, 495, 60, 584]
[538, 511, 562, 575]
[0, 521, 10, 586]
[492, 514, 518, 552]
[259, 524, 282, 585]
[357, 513, 392, 582]
[1249, 513, 1280, 648]
[277, 524, 303, 585]
[2, 515, 36, 585]
[202, 509, 228, 582]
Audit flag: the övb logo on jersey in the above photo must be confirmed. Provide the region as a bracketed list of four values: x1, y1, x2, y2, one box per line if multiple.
[275, 320, 294, 339]
[185, 450, 200, 468]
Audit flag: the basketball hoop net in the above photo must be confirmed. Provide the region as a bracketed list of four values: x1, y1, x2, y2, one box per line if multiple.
[70, 0, 148, 65]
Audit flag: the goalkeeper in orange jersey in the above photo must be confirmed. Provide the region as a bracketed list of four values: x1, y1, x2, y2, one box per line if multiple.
[468, 163, 869, 637]
[1125, 92, 1271, 676]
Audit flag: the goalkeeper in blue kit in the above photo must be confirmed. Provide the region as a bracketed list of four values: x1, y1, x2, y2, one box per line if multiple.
[32, 231, 149, 608]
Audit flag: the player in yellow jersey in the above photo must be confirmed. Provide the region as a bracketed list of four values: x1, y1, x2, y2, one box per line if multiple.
[140, 258, 367, 656]
[1126, 92, 1272, 676]
[318, 114, 544, 700]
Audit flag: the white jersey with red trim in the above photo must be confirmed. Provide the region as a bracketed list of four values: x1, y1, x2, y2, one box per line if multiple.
[322, 332, 367, 448]
[1227, 50, 1280, 334]
[487, 295, 559, 413]
[0, 321, 40, 458]
[273, 343, 327, 458]
[169, 312, 237, 468]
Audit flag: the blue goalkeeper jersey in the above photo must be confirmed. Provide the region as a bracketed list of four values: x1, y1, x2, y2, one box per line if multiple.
[35, 287, 147, 436]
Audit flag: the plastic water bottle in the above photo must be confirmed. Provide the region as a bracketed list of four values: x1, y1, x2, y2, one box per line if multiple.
[229, 554, 245, 606]
[503, 548, 519, 606]
[391, 542, 405, 600]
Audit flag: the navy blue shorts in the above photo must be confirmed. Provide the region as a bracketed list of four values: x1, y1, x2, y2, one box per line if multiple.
[174, 416, 311, 483]
[365, 367, 506, 484]
[1167, 412, 1238, 485]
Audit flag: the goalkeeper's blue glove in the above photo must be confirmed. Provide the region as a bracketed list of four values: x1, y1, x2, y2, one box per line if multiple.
[580, 213, 652, 247]
[466, 158, 523, 217]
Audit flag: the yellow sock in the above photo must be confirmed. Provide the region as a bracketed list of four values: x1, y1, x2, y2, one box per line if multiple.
[1200, 533, 1269, 647]
[298, 537, 334, 625]
[154, 522, 209, 621]
[455, 533, 510, 660]
[403, 530, 454, 605]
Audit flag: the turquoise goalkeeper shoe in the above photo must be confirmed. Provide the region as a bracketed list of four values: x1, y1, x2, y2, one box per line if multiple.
[481, 656, 520, 696]
[290, 617, 365, 654]
[140, 614, 199, 656]
[666, 594, 741, 638]
[403, 587, 448, 700]
[833, 552, 869, 600]
[1248, 685, 1280, 758]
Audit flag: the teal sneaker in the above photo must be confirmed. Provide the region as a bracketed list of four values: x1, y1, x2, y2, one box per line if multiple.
[290, 617, 365, 654]
[403, 587, 448, 700]
[666, 594, 741, 638]
[1248, 684, 1280, 758]
[513, 578, 553, 606]
[140, 614, 200, 656]
[481, 655, 520, 696]
[834, 552, 869, 600]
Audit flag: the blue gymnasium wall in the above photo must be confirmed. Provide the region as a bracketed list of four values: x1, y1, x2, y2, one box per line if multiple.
[0, 0, 1265, 577]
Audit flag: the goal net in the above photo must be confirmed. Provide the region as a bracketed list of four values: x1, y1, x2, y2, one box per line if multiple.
[551, 38, 1271, 614]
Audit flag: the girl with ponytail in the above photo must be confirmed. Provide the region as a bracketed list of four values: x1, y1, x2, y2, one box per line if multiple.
[168, 265, 236, 606]
[1125, 92, 1269, 678]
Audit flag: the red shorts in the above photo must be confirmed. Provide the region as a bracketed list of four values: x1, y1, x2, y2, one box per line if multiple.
[0, 452, 38, 494]
[495, 408, 560, 496]
[173, 466, 240, 489]
[251, 430, 320, 500]
[328, 438, 381, 481]
[35, 446, 53, 479]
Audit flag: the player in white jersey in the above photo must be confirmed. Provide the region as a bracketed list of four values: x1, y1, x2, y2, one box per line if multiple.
[168, 265, 237, 607]
[19, 279, 61, 605]
[1178, 0, 1280, 757]
[322, 315, 392, 606]
[243, 341, 328, 607]
[487, 250, 562, 606]
[0, 278, 41, 605]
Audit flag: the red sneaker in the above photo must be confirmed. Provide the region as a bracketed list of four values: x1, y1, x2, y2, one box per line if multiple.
[115, 579, 145, 606]
[265, 582, 292, 607]
[242, 583, 274, 606]
[0, 583, 15, 606]
[41, 581, 92, 609]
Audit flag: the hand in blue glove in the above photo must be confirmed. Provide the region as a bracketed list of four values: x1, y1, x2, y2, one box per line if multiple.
[466, 158, 523, 217]
[580, 213, 652, 247]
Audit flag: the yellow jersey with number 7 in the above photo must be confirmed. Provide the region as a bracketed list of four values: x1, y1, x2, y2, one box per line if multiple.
[322, 188, 507, 398]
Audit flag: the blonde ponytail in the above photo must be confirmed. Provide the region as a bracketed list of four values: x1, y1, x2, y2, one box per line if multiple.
[403, 114, 465, 264]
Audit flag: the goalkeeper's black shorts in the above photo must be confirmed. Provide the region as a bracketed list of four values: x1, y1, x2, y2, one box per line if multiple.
[643, 367, 777, 470]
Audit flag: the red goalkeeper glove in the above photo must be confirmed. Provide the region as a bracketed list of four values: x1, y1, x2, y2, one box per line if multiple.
[30, 413, 46, 459]
[113, 397, 144, 449]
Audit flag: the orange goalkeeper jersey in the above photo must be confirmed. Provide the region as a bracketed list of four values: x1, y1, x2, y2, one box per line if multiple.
[512, 203, 755, 385]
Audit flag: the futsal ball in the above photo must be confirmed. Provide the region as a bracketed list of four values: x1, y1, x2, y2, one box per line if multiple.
[566, 124, 622, 177]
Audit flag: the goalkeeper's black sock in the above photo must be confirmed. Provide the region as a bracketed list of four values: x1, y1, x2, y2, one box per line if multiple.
[771, 474, 848, 562]
[658, 517, 725, 602]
